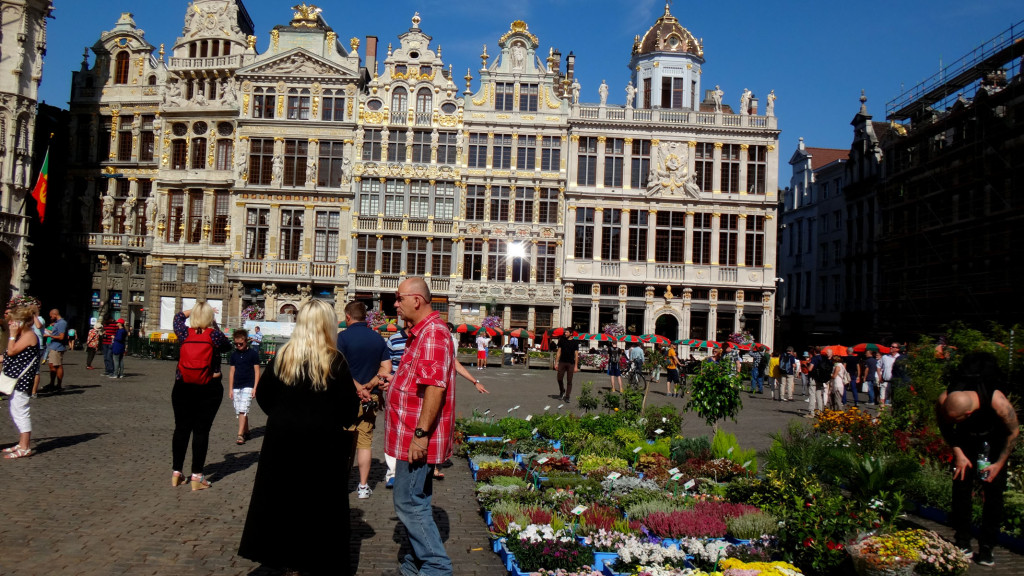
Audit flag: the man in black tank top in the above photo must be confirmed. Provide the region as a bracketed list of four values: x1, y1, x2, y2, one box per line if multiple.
[936, 352, 1019, 566]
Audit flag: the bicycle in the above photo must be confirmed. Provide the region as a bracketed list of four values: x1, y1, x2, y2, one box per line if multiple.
[623, 360, 647, 392]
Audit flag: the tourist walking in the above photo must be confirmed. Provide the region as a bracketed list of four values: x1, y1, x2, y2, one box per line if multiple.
[843, 348, 860, 407]
[238, 299, 361, 575]
[2, 305, 41, 459]
[555, 327, 579, 402]
[767, 351, 781, 400]
[749, 346, 764, 394]
[805, 347, 832, 416]
[860, 349, 878, 405]
[665, 345, 680, 397]
[228, 329, 260, 445]
[85, 321, 100, 370]
[607, 345, 623, 393]
[170, 303, 228, 491]
[101, 316, 119, 377]
[381, 277, 456, 576]
[878, 343, 900, 407]
[42, 308, 68, 391]
[830, 356, 847, 411]
[475, 330, 489, 370]
[336, 301, 391, 500]
[110, 318, 128, 378]
[937, 352, 1019, 566]
[780, 347, 797, 401]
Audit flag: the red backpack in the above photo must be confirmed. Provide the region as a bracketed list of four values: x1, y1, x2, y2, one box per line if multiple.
[178, 328, 215, 385]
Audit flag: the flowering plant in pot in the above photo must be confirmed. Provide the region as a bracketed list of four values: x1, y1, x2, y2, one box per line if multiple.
[506, 522, 592, 573]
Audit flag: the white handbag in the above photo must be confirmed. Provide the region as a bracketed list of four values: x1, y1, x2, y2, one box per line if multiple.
[0, 360, 33, 395]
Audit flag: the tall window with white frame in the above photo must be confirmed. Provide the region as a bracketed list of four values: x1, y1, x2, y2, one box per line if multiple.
[362, 129, 382, 161]
[411, 131, 431, 163]
[694, 143, 714, 192]
[630, 139, 651, 188]
[720, 144, 741, 193]
[409, 181, 430, 218]
[287, 89, 311, 120]
[321, 89, 345, 121]
[601, 209, 621, 260]
[574, 207, 595, 258]
[244, 208, 269, 259]
[279, 209, 304, 260]
[487, 239, 508, 281]
[435, 182, 455, 219]
[384, 180, 404, 218]
[282, 139, 308, 187]
[718, 214, 739, 266]
[431, 239, 453, 277]
[604, 138, 625, 188]
[490, 186, 510, 222]
[517, 135, 536, 170]
[437, 132, 457, 164]
[748, 145, 767, 194]
[465, 185, 485, 220]
[314, 211, 340, 263]
[541, 136, 560, 171]
[215, 137, 233, 170]
[538, 188, 558, 224]
[415, 88, 432, 125]
[358, 179, 381, 214]
[463, 239, 484, 281]
[318, 141, 345, 188]
[693, 213, 713, 265]
[627, 210, 648, 261]
[495, 82, 514, 111]
[745, 215, 765, 267]
[519, 84, 538, 112]
[467, 133, 487, 168]
[654, 212, 685, 263]
[391, 87, 408, 124]
[252, 87, 275, 118]
[514, 187, 533, 223]
[577, 137, 598, 186]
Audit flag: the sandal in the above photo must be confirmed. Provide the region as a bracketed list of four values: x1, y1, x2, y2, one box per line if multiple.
[4, 446, 34, 459]
[2, 445, 20, 454]
[236, 435, 245, 445]
[172, 471, 186, 487]
[433, 469, 445, 480]
[190, 473, 212, 491]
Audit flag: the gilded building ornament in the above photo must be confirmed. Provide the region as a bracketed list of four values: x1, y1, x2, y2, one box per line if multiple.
[739, 144, 749, 150]
[247, 35, 257, 50]
[270, 29, 280, 51]
[713, 142, 723, 149]
[766, 145, 775, 151]
[650, 139, 659, 146]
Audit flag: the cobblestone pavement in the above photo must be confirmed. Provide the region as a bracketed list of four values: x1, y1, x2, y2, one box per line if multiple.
[0, 356, 1017, 574]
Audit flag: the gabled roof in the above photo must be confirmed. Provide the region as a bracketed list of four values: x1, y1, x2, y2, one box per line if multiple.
[805, 147, 848, 171]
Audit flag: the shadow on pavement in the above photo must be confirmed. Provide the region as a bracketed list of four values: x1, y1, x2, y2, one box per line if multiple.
[32, 432, 105, 454]
[206, 450, 260, 482]
[348, 506, 377, 575]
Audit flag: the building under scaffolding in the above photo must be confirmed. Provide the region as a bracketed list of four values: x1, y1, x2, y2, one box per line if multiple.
[871, 20, 1024, 335]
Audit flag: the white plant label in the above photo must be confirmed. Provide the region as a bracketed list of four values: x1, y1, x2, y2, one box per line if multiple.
[503, 438, 511, 443]
[606, 472, 622, 480]
[667, 467, 680, 475]
[507, 407, 514, 413]
[683, 479, 696, 490]
[513, 405, 521, 410]
[743, 460, 753, 468]
[525, 415, 533, 421]
[671, 473, 684, 481]
[571, 505, 588, 516]
[633, 446, 643, 453]
[558, 404, 564, 409]
[654, 428, 664, 435]
[544, 405, 551, 411]
[532, 428, 538, 435]
[662, 417, 668, 423]
[593, 415, 600, 420]
[483, 409, 491, 415]
[727, 446, 734, 455]
[536, 457, 549, 465]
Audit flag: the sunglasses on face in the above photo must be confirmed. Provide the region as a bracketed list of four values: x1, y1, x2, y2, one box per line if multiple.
[395, 292, 425, 303]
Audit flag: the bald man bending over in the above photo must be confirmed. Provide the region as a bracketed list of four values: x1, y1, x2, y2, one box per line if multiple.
[936, 351, 1019, 566]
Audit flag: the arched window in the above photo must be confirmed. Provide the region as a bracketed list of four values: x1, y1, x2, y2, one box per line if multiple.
[147, 75, 157, 85]
[114, 52, 130, 84]
[391, 87, 408, 113]
[415, 88, 432, 115]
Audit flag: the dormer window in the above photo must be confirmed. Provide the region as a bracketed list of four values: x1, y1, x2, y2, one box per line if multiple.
[395, 64, 408, 76]
[496, 82, 514, 111]
[420, 65, 431, 77]
[114, 52, 130, 85]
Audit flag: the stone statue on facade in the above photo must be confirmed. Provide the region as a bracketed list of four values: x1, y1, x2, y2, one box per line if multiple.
[219, 78, 238, 106]
[740, 88, 751, 115]
[145, 196, 159, 235]
[647, 141, 700, 198]
[712, 85, 723, 112]
[235, 150, 247, 181]
[766, 90, 776, 116]
[164, 81, 186, 107]
[192, 86, 209, 106]
[598, 79, 609, 106]
[625, 81, 635, 109]
[101, 194, 115, 229]
[341, 156, 352, 184]
[271, 153, 284, 184]
[571, 79, 581, 104]
[510, 43, 526, 71]
[305, 158, 317, 186]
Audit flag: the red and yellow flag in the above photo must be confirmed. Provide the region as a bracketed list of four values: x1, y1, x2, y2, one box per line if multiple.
[31, 148, 48, 222]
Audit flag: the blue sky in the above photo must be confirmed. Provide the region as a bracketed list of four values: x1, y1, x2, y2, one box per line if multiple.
[40, 0, 1024, 178]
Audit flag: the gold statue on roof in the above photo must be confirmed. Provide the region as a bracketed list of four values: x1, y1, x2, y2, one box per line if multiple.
[291, 4, 322, 27]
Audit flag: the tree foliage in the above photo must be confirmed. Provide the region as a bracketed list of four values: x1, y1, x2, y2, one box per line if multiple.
[685, 359, 743, 429]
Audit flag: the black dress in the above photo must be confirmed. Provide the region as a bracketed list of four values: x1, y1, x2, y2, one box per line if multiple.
[238, 354, 360, 574]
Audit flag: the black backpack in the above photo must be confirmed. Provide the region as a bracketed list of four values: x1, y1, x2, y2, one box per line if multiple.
[812, 356, 833, 383]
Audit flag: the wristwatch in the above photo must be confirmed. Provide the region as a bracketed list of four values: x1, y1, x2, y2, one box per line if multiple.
[414, 427, 429, 439]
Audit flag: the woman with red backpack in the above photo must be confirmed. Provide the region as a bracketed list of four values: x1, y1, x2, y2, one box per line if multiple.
[171, 302, 229, 491]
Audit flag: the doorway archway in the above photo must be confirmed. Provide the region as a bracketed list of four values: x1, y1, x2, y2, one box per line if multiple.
[654, 313, 679, 341]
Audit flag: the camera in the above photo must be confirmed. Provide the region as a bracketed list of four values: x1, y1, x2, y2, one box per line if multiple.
[360, 398, 380, 413]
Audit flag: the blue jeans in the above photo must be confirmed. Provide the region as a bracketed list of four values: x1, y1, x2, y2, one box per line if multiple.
[103, 343, 115, 375]
[865, 380, 876, 404]
[750, 365, 763, 393]
[393, 460, 452, 576]
[112, 353, 125, 377]
[844, 376, 859, 406]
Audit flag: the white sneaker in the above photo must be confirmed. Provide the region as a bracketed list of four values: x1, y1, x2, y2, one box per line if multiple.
[357, 484, 372, 499]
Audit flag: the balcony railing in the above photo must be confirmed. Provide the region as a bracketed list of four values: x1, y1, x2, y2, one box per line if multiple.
[654, 264, 684, 280]
[414, 112, 432, 126]
[356, 216, 456, 235]
[0, 212, 26, 236]
[168, 55, 242, 70]
[230, 259, 343, 281]
[718, 267, 738, 283]
[599, 262, 621, 277]
[572, 105, 777, 130]
[390, 111, 407, 125]
[88, 233, 153, 251]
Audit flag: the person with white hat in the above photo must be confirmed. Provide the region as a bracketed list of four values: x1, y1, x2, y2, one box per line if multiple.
[85, 321, 101, 370]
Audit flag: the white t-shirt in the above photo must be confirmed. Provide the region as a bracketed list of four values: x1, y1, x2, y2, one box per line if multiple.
[476, 335, 489, 351]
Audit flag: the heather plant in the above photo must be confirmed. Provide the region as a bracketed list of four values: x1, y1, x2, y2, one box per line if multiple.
[670, 435, 712, 463]
[624, 498, 688, 520]
[642, 509, 728, 538]
[575, 503, 625, 535]
[584, 529, 634, 551]
[475, 466, 527, 483]
[678, 537, 733, 570]
[601, 475, 660, 498]
[613, 537, 691, 573]
[505, 523, 591, 572]
[577, 454, 630, 475]
[726, 511, 779, 539]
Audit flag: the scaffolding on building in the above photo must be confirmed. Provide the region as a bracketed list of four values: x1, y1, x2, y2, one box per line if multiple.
[887, 18, 1024, 121]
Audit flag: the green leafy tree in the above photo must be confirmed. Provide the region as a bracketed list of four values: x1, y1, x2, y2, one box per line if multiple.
[685, 359, 742, 430]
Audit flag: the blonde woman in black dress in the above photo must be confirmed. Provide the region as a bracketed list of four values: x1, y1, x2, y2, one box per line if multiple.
[3, 306, 41, 458]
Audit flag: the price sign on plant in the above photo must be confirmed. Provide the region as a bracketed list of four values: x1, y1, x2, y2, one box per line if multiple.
[593, 415, 600, 420]
[742, 460, 752, 468]
[513, 405, 520, 410]
[671, 473, 683, 481]
[483, 409, 490, 415]
[654, 428, 664, 435]
[525, 414, 533, 421]
[532, 428, 538, 435]
[536, 457, 550, 465]
[558, 404, 564, 409]
[571, 505, 588, 516]
[544, 405, 551, 411]
[507, 407, 514, 413]
[683, 479, 695, 491]
[503, 438, 511, 443]
[606, 472, 622, 480]
[667, 467, 679, 475]
[727, 446, 734, 455]
[633, 446, 643, 453]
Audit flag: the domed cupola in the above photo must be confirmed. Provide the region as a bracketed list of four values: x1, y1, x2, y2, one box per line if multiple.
[628, 3, 704, 110]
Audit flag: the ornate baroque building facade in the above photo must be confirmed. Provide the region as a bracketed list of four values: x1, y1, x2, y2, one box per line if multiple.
[0, 0, 53, 306]
[71, 2, 780, 345]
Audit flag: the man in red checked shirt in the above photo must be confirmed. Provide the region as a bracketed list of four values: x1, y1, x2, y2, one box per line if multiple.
[378, 276, 455, 576]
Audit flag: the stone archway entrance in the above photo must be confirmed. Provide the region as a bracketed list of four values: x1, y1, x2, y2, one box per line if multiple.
[654, 313, 679, 341]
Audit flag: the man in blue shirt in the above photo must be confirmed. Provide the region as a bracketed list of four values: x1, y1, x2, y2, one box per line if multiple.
[336, 301, 390, 500]
[42, 308, 68, 392]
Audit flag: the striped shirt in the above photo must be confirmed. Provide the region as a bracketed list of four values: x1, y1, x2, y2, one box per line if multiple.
[384, 311, 455, 464]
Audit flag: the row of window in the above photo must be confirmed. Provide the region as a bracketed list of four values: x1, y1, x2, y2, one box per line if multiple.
[162, 264, 226, 285]
[574, 209, 766, 266]
[165, 190, 231, 244]
[101, 179, 155, 235]
[354, 235, 454, 277]
[464, 185, 559, 224]
[247, 138, 347, 187]
[357, 179, 456, 219]
[465, 133, 562, 171]
[360, 130, 458, 164]
[252, 87, 348, 122]
[243, 208, 341, 262]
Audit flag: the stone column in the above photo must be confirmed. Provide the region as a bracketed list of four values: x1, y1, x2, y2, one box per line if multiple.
[595, 137, 606, 189]
[622, 138, 633, 190]
[712, 142, 723, 193]
[530, 240, 538, 284]
[643, 285, 655, 334]
[761, 292, 774, 347]
[738, 144, 749, 195]
[565, 205, 577, 260]
[737, 214, 747, 267]
[684, 211, 695, 264]
[708, 288, 718, 342]
[617, 285, 627, 329]
[763, 213, 777, 273]
[562, 283, 574, 327]
[592, 207, 603, 261]
[589, 284, 600, 334]
[682, 288, 692, 339]
[646, 209, 657, 263]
